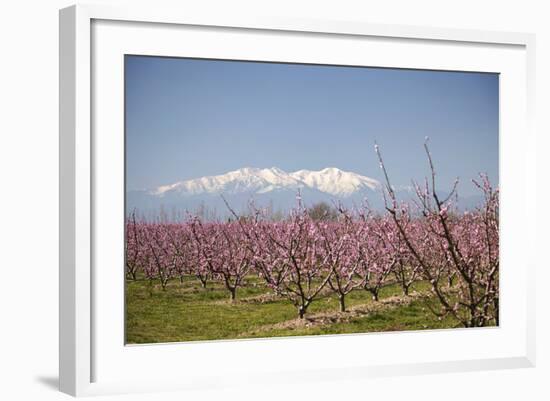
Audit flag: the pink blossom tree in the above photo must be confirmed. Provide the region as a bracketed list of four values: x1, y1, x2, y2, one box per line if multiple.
[375, 140, 499, 327]
[125, 211, 142, 280]
[190, 217, 252, 301]
[253, 198, 334, 318]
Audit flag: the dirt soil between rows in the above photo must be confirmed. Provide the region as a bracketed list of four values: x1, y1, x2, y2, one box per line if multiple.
[239, 290, 428, 336]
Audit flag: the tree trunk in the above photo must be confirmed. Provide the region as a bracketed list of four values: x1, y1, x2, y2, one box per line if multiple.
[448, 276, 454, 288]
[371, 291, 379, 302]
[229, 287, 236, 302]
[298, 306, 306, 319]
[402, 285, 409, 296]
[339, 295, 346, 312]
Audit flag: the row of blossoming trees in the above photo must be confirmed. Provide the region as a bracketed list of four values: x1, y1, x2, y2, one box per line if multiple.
[126, 144, 499, 327]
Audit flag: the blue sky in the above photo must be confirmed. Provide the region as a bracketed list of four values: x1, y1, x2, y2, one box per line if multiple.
[125, 56, 498, 196]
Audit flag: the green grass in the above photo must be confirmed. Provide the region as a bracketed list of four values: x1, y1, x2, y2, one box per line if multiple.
[126, 275, 471, 344]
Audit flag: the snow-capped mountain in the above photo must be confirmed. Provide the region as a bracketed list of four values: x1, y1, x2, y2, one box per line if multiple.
[127, 167, 381, 217]
[151, 167, 379, 198]
[290, 167, 378, 197]
[127, 167, 485, 218]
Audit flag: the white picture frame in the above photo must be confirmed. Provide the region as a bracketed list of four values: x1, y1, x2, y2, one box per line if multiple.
[59, 4, 536, 397]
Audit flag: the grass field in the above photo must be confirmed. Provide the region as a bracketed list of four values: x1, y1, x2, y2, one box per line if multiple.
[125, 275, 474, 344]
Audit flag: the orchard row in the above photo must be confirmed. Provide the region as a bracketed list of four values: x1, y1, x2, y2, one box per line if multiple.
[126, 143, 499, 326]
[126, 185, 497, 326]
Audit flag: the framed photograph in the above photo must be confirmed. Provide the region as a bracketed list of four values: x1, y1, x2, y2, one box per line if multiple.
[59, 4, 536, 397]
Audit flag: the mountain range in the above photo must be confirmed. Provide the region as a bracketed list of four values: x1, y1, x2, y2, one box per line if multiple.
[127, 167, 482, 219]
[152, 167, 379, 197]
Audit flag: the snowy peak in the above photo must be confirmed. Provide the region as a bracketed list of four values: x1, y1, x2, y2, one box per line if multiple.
[290, 167, 379, 196]
[152, 167, 379, 198]
[153, 167, 303, 197]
